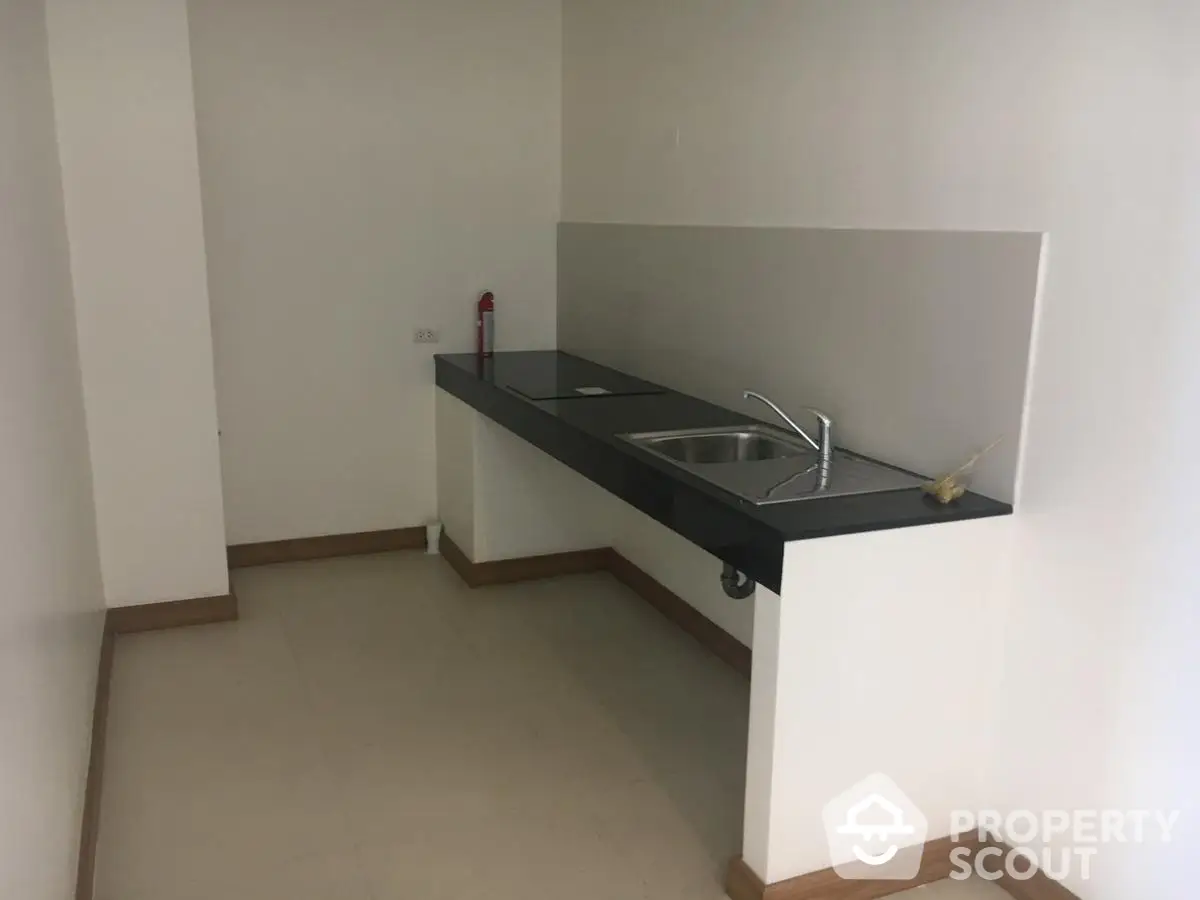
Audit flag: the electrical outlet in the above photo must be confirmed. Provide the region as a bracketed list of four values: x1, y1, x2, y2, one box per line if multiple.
[413, 328, 439, 344]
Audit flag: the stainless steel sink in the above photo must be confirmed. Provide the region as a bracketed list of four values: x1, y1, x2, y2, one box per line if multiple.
[629, 426, 810, 464]
[620, 424, 925, 505]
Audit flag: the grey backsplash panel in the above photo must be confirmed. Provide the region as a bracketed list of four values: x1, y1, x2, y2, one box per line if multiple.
[557, 223, 1044, 503]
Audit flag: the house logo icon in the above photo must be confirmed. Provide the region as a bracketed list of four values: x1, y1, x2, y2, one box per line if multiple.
[837, 793, 916, 864]
[823, 774, 929, 880]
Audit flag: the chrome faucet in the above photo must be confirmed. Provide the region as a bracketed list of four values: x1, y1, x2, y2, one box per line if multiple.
[743, 391, 834, 466]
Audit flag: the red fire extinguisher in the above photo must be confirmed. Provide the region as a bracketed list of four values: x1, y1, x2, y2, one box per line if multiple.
[477, 290, 495, 358]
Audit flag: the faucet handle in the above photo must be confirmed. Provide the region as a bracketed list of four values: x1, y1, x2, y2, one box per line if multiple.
[800, 408, 834, 464]
[800, 407, 833, 427]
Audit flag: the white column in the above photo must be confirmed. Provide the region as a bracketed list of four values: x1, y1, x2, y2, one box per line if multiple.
[46, 0, 228, 607]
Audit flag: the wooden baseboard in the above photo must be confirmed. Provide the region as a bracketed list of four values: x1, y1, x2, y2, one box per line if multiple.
[227, 527, 427, 569]
[75, 624, 114, 900]
[607, 551, 752, 679]
[105, 592, 239, 635]
[439, 534, 610, 588]
[727, 836, 984, 900]
[439, 533, 479, 586]
[76, 589, 239, 898]
[979, 841, 1082, 900]
[725, 854, 768, 900]
[725, 837, 1078, 900]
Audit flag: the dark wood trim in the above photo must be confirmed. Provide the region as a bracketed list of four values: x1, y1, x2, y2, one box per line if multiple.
[439, 534, 479, 586]
[608, 551, 752, 679]
[439, 533, 609, 588]
[470, 546, 611, 586]
[227, 527, 427, 569]
[77, 590, 238, 896]
[726, 836, 984, 900]
[75, 624, 114, 900]
[725, 855, 767, 900]
[978, 841, 1082, 900]
[105, 592, 238, 635]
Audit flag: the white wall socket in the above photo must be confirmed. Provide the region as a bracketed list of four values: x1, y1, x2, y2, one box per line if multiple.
[413, 328, 439, 344]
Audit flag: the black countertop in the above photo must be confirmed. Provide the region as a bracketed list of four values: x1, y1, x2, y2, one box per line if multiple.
[435, 351, 1012, 594]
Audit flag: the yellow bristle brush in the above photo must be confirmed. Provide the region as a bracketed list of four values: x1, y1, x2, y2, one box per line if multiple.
[922, 437, 1003, 505]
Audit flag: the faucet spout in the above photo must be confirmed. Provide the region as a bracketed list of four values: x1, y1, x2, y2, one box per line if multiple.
[743, 390, 834, 466]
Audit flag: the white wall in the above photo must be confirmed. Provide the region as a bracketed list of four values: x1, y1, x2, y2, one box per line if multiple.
[0, 0, 106, 894]
[564, 2, 1199, 895]
[559, 224, 1043, 502]
[610, 503, 754, 648]
[46, 0, 229, 607]
[189, 0, 563, 545]
[474, 415, 614, 561]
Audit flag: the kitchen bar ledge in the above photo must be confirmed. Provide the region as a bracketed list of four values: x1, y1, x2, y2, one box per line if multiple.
[434, 350, 1010, 594]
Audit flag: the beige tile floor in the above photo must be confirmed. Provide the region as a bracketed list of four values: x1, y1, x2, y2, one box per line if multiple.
[95, 551, 1007, 900]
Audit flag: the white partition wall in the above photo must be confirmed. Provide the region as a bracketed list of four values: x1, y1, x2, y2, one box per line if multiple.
[742, 519, 1012, 882]
[46, 0, 229, 607]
